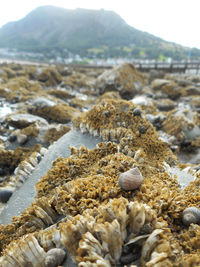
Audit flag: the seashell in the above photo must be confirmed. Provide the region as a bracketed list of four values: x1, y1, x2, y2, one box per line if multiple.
[182, 207, 200, 226]
[45, 248, 66, 267]
[118, 167, 143, 191]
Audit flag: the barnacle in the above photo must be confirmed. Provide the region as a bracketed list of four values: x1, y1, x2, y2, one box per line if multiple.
[1, 87, 200, 267]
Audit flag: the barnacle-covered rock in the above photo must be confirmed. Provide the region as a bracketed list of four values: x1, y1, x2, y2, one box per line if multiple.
[30, 102, 80, 123]
[6, 113, 48, 128]
[73, 98, 176, 165]
[0, 196, 160, 266]
[163, 105, 200, 142]
[36, 67, 62, 86]
[1, 64, 200, 267]
[151, 78, 182, 100]
[96, 63, 145, 99]
[44, 125, 71, 144]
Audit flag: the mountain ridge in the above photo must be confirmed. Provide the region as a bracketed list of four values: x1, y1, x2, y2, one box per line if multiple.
[0, 5, 199, 60]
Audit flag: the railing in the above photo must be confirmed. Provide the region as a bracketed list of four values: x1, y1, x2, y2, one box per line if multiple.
[134, 61, 200, 73]
[68, 61, 200, 73]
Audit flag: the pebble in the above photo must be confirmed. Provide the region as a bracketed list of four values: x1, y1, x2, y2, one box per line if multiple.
[37, 155, 42, 163]
[139, 126, 146, 134]
[133, 108, 141, 116]
[0, 189, 13, 203]
[182, 207, 200, 226]
[17, 134, 28, 144]
[8, 135, 16, 142]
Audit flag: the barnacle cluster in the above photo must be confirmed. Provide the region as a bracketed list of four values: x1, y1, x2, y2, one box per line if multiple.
[73, 98, 176, 164]
[1, 197, 175, 266]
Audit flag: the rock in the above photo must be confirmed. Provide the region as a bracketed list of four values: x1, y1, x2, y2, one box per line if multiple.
[31, 103, 80, 123]
[163, 104, 200, 141]
[155, 99, 175, 111]
[133, 108, 141, 116]
[151, 79, 182, 100]
[176, 79, 193, 87]
[148, 70, 164, 83]
[0, 69, 8, 83]
[96, 63, 145, 99]
[44, 125, 71, 144]
[190, 96, 200, 108]
[182, 207, 200, 226]
[48, 89, 73, 101]
[62, 72, 95, 89]
[70, 96, 95, 110]
[2, 67, 16, 79]
[36, 67, 62, 86]
[17, 134, 28, 145]
[146, 114, 165, 129]
[7, 114, 48, 128]
[150, 79, 171, 90]
[131, 95, 152, 106]
[8, 135, 17, 142]
[32, 97, 55, 108]
[96, 91, 121, 103]
[185, 86, 200, 96]
[0, 189, 13, 203]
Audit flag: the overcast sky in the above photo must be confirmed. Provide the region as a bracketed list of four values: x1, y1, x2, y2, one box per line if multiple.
[0, 0, 199, 49]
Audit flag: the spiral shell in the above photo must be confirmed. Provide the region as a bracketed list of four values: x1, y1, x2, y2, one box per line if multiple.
[118, 167, 143, 191]
[45, 248, 66, 267]
[182, 207, 200, 226]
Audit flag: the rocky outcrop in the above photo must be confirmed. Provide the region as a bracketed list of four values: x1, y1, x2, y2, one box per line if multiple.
[96, 63, 145, 99]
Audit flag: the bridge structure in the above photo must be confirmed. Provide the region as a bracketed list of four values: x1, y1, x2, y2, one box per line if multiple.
[133, 61, 200, 73]
[68, 61, 200, 74]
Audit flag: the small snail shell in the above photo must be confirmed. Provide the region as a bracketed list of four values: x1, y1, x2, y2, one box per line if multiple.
[182, 207, 200, 226]
[45, 248, 66, 267]
[118, 167, 143, 191]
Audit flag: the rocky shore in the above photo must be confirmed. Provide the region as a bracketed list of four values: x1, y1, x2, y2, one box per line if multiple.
[0, 62, 200, 266]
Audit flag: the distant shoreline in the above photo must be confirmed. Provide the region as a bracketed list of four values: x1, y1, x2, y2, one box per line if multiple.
[0, 58, 48, 66]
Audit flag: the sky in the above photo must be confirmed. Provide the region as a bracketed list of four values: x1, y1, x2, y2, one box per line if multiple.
[0, 0, 199, 49]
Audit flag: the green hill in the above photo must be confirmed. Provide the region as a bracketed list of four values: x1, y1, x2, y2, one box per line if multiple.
[0, 5, 199, 60]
